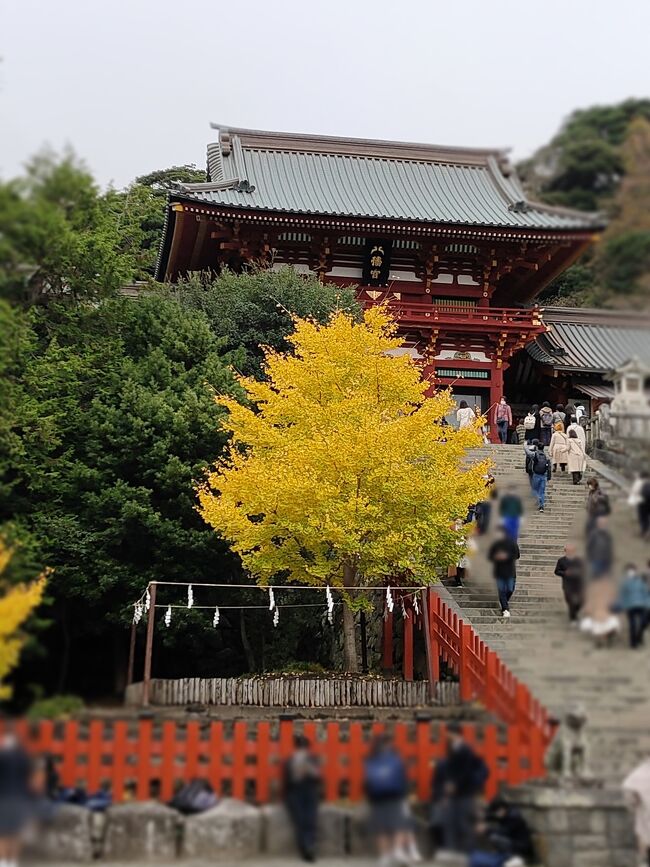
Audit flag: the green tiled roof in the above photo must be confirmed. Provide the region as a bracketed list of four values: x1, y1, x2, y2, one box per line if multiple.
[174, 126, 603, 232]
[528, 307, 650, 372]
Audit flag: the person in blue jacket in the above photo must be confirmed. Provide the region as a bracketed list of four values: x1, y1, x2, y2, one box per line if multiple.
[616, 564, 650, 649]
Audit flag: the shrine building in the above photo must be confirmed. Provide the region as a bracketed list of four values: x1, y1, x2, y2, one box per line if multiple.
[156, 126, 604, 440]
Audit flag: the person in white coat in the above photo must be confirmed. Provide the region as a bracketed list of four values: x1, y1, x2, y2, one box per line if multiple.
[567, 429, 587, 485]
[456, 400, 476, 430]
[549, 423, 570, 473]
[566, 420, 586, 449]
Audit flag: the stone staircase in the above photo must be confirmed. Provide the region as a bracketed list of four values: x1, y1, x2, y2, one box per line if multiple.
[444, 443, 650, 783]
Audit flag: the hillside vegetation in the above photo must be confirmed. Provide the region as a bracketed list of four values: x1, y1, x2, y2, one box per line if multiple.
[518, 99, 650, 308]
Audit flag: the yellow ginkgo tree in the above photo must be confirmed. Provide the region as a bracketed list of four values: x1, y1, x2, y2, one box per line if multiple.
[0, 541, 47, 700]
[199, 306, 489, 671]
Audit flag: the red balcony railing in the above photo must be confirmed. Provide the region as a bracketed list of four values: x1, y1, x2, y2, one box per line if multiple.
[361, 299, 545, 331]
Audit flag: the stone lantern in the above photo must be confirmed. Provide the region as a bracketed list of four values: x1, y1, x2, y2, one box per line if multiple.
[609, 356, 650, 438]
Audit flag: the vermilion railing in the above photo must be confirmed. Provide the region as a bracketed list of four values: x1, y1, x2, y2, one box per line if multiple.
[426, 589, 552, 758]
[360, 299, 544, 329]
[10, 717, 540, 803]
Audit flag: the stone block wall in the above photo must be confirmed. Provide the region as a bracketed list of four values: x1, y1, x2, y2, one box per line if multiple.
[506, 784, 637, 867]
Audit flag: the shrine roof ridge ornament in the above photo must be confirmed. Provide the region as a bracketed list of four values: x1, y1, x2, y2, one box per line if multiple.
[168, 123, 605, 233]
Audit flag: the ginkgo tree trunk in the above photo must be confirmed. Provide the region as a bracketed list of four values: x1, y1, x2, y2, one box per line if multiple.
[198, 306, 489, 673]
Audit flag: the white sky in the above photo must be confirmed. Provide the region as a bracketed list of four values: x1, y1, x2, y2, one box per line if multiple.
[2, 0, 649, 189]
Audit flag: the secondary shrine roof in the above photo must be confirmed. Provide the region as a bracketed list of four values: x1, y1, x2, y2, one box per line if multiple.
[173, 125, 603, 232]
[528, 307, 650, 372]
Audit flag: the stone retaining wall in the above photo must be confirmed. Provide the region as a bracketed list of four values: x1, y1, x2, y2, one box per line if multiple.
[506, 784, 637, 867]
[26, 798, 429, 862]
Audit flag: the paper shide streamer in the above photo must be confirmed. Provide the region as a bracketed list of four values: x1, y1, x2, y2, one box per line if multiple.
[144, 589, 151, 613]
[133, 602, 143, 625]
[268, 586, 276, 611]
[213, 606, 220, 627]
[165, 605, 172, 627]
[187, 584, 194, 609]
[386, 585, 394, 613]
[273, 607, 279, 628]
[325, 585, 334, 624]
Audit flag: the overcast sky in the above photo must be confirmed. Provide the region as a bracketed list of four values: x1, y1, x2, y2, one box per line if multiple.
[2, 0, 649, 189]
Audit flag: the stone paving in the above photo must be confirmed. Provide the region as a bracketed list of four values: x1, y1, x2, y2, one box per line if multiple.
[444, 444, 650, 782]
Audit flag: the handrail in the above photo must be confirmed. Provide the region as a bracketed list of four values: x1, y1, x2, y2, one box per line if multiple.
[426, 589, 552, 764]
[360, 299, 544, 327]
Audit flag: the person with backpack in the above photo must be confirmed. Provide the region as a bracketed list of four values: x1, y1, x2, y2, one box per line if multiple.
[554, 543, 585, 623]
[523, 439, 538, 490]
[552, 404, 566, 426]
[488, 526, 521, 618]
[586, 478, 611, 533]
[493, 397, 513, 445]
[364, 735, 420, 866]
[283, 735, 322, 862]
[530, 443, 551, 512]
[522, 406, 538, 443]
[499, 485, 524, 542]
[549, 422, 569, 473]
[430, 723, 489, 854]
[615, 565, 650, 649]
[538, 402, 554, 446]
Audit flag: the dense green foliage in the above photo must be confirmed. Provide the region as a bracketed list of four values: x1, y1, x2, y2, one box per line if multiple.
[0, 151, 356, 701]
[169, 268, 358, 377]
[520, 101, 650, 307]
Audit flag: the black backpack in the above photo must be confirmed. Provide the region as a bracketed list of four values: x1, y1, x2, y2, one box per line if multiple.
[533, 452, 549, 475]
[642, 481, 650, 504]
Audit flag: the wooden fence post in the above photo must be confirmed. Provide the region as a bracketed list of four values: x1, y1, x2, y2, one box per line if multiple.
[126, 623, 136, 688]
[458, 622, 473, 702]
[142, 583, 157, 707]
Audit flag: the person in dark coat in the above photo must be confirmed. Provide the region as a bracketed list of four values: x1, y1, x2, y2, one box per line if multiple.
[554, 543, 585, 622]
[0, 728, 33, 867]
[488, 526, 521, 618]
[283, 735, 321, 862]
[430, 723, 488, 854]
[478, 795, 535, 863]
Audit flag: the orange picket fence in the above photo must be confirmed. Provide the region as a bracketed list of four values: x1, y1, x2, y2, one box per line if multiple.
[13, 716, 544, 804]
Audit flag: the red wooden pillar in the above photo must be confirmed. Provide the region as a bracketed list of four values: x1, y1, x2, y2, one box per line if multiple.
[382, 608, 394, 673]
[402, 597, 414, 682]
[421, 589, 438, 699]
[488, 363, 505, 443]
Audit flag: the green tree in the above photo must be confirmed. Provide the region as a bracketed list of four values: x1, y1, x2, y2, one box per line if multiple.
[5, 294, 244, 693]
[0, 151, 136, 306]
[104, 165, 207, 277]
[169, 267, 359, 377]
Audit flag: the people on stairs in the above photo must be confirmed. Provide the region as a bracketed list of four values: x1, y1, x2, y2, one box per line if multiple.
[567, 429, 586, 485]
[549, 422, 569, 473]
[498, 485, 524, 542]
[538, 402, 554, 446]
[494, 397, 513, 445]
[488, 526, 521, 618]
[586, 478, 611, 534]
[554, 543, 585, 623]
[582, 515, 619, 645]
[530, 443, 551, 512]
[615, 564, 650, 649]
[456, 400, 476, 430]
